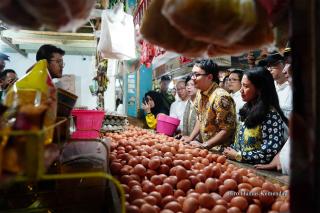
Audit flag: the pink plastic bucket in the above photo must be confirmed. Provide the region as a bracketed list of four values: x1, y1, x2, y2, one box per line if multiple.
[71, 131, 100, 139]
[156, 114, 180, 136]
[71, 110, 105, 139]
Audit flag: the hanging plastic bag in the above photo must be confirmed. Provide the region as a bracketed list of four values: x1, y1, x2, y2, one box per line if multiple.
[0, 0, 95, 31]
[97, 2, 136, 60]
[140, 0, 208, 57]
[161, 0, 257, 46]
[5, 60, 57, 145]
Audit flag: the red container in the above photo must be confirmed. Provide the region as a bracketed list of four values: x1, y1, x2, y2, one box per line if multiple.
[71, 110, 105, 139]
[156, 114, 180, 136]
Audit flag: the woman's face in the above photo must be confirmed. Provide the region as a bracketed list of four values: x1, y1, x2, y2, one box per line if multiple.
[146, 95, 155, 108]
[240, 75, 258, 102]
[186, 79, 197, 97]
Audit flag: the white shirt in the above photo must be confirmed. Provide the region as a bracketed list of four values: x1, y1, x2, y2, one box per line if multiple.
[279, 138, 290, 175]
[116, 104, 124, 115]
[232, 90, 245, 121]
[275, 81, 292, 118]
[170, 99, 188, 130]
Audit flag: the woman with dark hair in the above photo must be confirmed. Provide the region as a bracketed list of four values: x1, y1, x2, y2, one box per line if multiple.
[142, 90, 169, 129]
[223, 66, 287, 164]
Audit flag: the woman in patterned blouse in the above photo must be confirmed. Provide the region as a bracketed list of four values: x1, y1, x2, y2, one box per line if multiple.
[223, 66, 288, 164]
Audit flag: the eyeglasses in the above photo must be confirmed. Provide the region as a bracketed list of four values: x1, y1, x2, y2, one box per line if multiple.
[190, 72, 208, 78]
[50, 59, 65, 67]
[177, 87, 186, 91]
[228, 78, 240, 82]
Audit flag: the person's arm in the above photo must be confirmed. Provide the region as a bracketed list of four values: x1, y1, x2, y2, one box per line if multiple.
[254, 153, 282, 171]
[181, 119, 200, 143]
[145, 113, 157, 129]
[201, 129, 230, 149]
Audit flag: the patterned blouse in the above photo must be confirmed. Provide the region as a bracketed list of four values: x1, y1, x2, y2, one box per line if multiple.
[194, 83, 236, 149]
[231, 110, 285, 164]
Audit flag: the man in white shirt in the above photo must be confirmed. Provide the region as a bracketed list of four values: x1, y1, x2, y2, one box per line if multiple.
[227, 69, 245, 121]
[266, 52, 292, 118]
[170, 80, 188, 131]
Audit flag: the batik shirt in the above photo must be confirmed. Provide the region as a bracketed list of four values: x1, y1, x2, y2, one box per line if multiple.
[231, 110, 285, 164]
[194, 83, 236, 150]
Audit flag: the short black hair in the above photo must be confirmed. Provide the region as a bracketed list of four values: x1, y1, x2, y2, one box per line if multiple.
[194, 59, 219, 83]
[230, 69, 244, 81]
[265, 52, 284, 66]
[36, 44, 65, 61]
[0, 69, 16, 80]
[161, 75, 171, 81]
[185, 75, 192, 85]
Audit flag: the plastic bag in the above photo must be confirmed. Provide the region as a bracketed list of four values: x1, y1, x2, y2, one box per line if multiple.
[97, 2, 136, 60]
[161, 0, 257, 46]
[207, 2, 274, 57]
[5, 60, 57, 145]
[140, 0, 208, 57]
[0, 0, 95, 31]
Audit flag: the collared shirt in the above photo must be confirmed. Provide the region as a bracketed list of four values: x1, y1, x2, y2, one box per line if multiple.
[231, 90, 245, 121]
[170, 98, 188, 130]
[194, 82, 236, 149]
[275, 81, 292, 118]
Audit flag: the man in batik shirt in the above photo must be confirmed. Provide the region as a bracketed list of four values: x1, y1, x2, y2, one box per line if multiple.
[181, 59, 236, 151]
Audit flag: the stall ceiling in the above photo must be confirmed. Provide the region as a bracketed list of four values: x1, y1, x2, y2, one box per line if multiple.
[0, 8, 104, 57]
[0, 29, 97, 56]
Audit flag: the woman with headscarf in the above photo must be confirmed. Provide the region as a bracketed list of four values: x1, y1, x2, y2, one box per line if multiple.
[141, 90, 169, 129]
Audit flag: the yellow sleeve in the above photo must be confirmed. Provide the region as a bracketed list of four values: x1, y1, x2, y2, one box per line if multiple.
[145, 113, 157, 129]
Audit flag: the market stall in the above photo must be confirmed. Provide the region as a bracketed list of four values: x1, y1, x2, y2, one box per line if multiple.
[1, 0, 320, 212]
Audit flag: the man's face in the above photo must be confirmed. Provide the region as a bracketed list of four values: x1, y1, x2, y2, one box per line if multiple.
[0, 59, 6, 72]
[176, 82, 187, 100]
[160, 80, 170, 93]
[191, 66, 210, 91]
[48, 53, 64, 78]
[267, 61, 285, 81]
[3, 72, 17, 90]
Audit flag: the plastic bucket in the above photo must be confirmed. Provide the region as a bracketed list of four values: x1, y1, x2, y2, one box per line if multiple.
[156, 114, 180, 136]
[71, 110, 105, 139]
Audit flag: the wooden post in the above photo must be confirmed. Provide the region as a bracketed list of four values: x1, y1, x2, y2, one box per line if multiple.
[291, 0, 318, 212]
